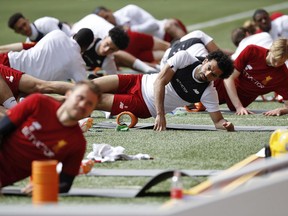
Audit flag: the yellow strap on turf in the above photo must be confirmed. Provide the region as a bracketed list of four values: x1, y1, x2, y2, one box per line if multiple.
[185, 154, 260, 195]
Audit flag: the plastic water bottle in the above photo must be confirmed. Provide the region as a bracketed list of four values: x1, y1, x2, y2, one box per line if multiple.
[170, 170, 183, 199]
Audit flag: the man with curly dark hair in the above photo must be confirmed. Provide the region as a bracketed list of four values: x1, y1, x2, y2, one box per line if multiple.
[91, 50, 235, 131]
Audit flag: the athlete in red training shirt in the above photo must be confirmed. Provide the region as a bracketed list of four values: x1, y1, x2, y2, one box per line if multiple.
[0, 80, 101, 193]
[214, 38, 288, 116]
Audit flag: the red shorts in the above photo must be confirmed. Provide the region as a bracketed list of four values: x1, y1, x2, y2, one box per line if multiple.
[125, 30, 154, 62]
[164, 19, 188, 42]
[22, 42, 37, 50]
[270, 12, 283, 20]
[111, 74, 151, 118]
[0, 53, 10, 66]
[0, 64, 23, 98]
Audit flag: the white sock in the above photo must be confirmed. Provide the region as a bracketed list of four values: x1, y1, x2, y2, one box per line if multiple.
[3, 97, 17, 108]
[101, 111, 111, 119]
[132, 59, 158, 73]
[105, 112, 111, 119]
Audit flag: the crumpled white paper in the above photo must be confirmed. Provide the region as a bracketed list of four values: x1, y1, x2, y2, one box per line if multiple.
[86, 143, 152, 162]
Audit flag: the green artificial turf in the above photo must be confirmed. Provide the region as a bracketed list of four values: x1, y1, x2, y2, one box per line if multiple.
[2, 102, 287, 204]
[1, 0, 288, 207]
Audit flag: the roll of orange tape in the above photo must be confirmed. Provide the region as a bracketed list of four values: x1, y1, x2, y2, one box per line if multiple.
[116, 111, 138, 128]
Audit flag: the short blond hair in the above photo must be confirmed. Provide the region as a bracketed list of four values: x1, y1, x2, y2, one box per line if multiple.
[270, 38, 288, 60]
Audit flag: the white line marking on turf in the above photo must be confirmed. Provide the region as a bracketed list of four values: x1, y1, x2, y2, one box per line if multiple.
[187, 2, 288, 31]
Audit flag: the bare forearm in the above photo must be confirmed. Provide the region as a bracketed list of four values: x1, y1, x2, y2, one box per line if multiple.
[0, 42, 23, 54]
[224, 78, 243, 109]
[154, 80, 165, 116]
[153, 78, 167, 131]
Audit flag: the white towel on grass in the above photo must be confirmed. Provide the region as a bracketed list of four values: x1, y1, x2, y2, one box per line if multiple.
[86, 143, 152, 162]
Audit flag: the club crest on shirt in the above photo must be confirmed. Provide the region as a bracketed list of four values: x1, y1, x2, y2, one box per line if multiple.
[52, 140, 67, 153]
[261, 76, 272, 85]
